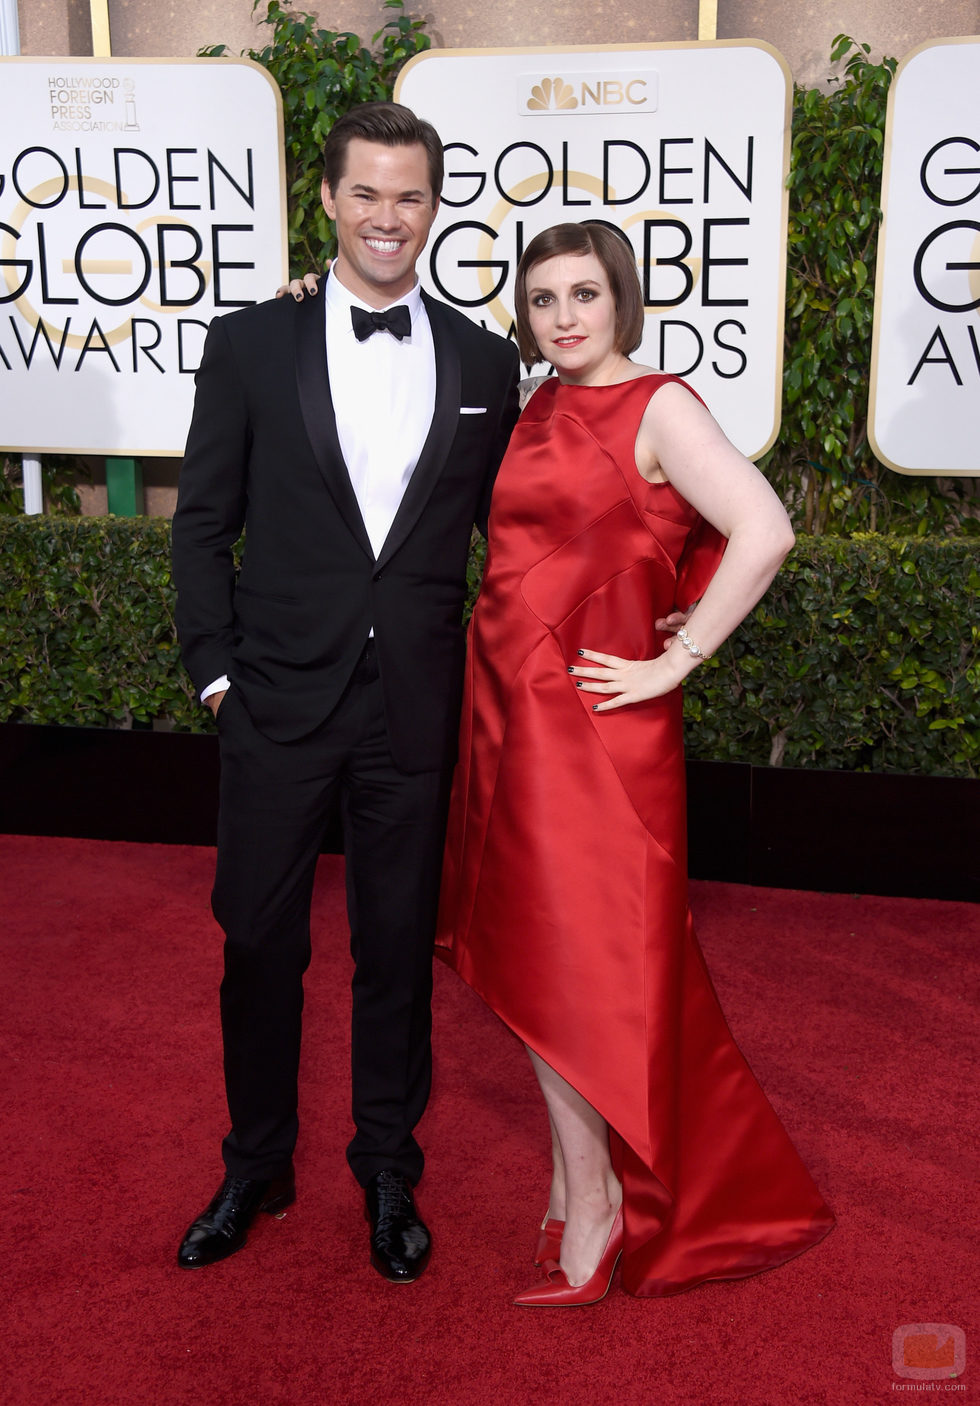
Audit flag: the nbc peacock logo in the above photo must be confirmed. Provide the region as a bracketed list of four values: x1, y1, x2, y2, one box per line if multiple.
[527, 77, 578, 111]
[519, 69, 659, 116]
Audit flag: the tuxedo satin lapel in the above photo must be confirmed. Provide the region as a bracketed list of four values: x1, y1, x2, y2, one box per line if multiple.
[295, 288, 374, 559]
[374, 294, 461, 572]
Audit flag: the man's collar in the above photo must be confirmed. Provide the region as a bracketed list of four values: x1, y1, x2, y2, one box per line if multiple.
[324, 266, 423, 326]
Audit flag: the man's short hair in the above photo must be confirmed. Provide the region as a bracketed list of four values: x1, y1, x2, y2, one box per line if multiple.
[322, 101, 444, 202]
[514, 221, 645, 366]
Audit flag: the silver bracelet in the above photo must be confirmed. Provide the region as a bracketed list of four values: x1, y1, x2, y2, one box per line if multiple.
[676, 626, 711, 661]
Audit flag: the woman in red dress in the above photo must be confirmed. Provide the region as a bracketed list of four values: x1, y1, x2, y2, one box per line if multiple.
[435, 222, 834, 1305]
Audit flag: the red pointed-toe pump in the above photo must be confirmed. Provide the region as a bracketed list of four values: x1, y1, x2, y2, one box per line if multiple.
[515, 1206, 623, 1307]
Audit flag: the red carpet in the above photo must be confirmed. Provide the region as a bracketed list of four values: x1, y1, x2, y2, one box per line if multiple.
[1, 834, 976, 1405]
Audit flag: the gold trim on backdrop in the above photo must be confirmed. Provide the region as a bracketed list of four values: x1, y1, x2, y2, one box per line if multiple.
[89, 0, 112, 58]
[398, 38, 790, 66]
[698, 0, 718, 42]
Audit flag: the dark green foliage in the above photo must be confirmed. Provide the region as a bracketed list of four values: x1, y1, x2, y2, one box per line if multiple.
[464, 530, 486, 623]
[1, 518, 975, 776]
[684, 535, 978, 776]
[0, 518, 199, 730]
[202, 0, 431, 276]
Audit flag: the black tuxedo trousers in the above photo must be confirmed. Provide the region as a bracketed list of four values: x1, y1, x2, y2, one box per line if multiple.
[213, 645, 451, 1185]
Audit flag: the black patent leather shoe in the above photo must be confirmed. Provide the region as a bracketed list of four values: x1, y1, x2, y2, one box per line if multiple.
[177, 1172, 296, 1269]
[364, 1170, 431, 1283]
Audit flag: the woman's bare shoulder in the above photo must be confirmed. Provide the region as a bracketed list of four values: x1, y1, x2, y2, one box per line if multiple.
[518, 375, 552, 410]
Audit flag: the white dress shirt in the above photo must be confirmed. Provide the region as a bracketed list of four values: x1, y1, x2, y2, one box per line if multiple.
[201, 272, 437, 703]
[324, 269, 436, 559]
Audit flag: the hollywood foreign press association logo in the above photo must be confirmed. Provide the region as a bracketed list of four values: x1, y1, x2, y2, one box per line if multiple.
[46, 70, 141, 134]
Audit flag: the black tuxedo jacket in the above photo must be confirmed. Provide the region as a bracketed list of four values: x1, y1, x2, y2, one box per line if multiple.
[171, 284, 520, 772]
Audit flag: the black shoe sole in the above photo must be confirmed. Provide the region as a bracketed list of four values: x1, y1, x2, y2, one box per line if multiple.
[369, 1249, 430, 1284]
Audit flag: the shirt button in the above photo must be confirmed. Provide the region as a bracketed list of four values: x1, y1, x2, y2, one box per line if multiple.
[373, 570, 383, 581]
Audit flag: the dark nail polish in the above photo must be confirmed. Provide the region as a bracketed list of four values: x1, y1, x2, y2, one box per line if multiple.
[576, 681, 583, 688]
[577, 650, 585, 656]
[567, 666, 575, 673]
[592, 704, 599, 711]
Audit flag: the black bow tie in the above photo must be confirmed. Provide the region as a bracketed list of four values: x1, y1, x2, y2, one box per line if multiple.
[351, 304, 412, 342]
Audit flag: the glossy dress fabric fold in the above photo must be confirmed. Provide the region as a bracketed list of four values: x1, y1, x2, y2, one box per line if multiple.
[436, 375, 834, 1296]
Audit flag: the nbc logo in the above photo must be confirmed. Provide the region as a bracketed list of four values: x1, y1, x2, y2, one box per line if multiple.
[520, 70, 659, 116]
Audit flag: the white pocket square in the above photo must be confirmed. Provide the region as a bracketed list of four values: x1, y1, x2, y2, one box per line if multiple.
[459, 406, 487, 415]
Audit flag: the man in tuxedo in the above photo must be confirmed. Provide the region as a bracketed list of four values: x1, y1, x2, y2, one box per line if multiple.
[171, 102, 520, 1281]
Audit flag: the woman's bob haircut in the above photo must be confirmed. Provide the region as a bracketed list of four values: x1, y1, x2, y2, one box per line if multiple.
[514, 221, 645, 367]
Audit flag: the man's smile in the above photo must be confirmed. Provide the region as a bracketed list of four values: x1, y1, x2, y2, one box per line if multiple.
[365, 237, 405, 254]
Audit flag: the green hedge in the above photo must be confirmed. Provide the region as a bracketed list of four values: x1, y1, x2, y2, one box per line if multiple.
[684, 535, 978, 775]
[0, 518, 976, 776]
[0, 518, 200, 731]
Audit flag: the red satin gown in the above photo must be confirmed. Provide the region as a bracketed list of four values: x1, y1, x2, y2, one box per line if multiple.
[436, 374, 834, 1296]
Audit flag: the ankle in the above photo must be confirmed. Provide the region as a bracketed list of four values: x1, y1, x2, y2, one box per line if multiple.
[576, 1181, 621, 1221]
[547, 1178, 566, 1221]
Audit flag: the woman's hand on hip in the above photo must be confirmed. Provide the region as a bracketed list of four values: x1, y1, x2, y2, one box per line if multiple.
[568, 647, 693, 712]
